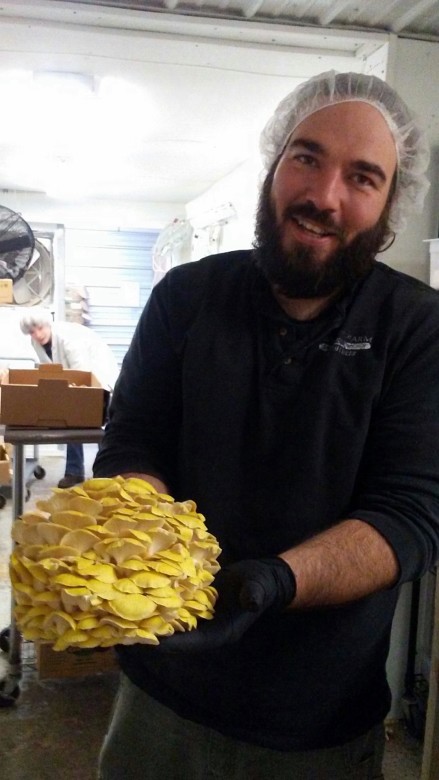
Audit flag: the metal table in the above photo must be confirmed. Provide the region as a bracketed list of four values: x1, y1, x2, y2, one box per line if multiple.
[0, 426, 104, 705]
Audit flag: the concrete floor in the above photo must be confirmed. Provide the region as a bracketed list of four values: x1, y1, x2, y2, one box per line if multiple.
[0, 445, 424, 779]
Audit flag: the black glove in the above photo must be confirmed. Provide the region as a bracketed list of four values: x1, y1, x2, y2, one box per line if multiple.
[154, 557, 297, 653]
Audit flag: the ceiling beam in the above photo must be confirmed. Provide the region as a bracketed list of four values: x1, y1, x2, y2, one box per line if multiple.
[391, 0, 438, 33]
[318, 0, 354, 27]
[243, 1, 265, 20]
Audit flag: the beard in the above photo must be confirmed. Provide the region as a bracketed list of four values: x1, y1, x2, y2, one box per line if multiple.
[253, 170, 392, 299]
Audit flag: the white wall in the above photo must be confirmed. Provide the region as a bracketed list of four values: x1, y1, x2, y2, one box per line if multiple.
[186, 156, 260, 253]
[383, 38, 439, 282]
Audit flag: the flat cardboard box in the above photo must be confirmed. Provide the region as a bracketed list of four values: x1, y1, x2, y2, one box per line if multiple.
[0, 459, 11, 484]
[36, 642, 118, 680]
[0, 443, 11, 484]
[0, 364, 108, 428]
[0, 278, 13, 304]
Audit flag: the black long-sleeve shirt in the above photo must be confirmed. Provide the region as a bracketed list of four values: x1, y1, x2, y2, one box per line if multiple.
[94, 250, 439, 750]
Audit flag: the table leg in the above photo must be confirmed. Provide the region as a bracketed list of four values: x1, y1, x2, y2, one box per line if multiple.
[0, 442, 25, 703]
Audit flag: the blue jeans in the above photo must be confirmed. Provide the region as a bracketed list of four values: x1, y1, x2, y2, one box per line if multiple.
[65, 442, 84, 477]
[98, 673, 385, 779]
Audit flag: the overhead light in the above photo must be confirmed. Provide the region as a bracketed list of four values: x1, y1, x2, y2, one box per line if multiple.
[0, 68, 158, 197]
[33, 70, 95, 94]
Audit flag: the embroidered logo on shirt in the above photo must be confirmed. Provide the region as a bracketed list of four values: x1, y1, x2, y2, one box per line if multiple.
[319, 335, 372, 357]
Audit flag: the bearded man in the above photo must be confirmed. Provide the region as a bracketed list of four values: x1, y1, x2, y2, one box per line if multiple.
[94, 71, 437, 779]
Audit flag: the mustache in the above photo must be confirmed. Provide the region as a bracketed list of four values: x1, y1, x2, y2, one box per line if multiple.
[282, 202, 345, 240]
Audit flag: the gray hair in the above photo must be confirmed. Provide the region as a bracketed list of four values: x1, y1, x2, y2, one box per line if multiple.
[20, 308, 53, 335]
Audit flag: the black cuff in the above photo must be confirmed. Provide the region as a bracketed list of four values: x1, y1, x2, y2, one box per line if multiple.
[260, 557, 297, 610]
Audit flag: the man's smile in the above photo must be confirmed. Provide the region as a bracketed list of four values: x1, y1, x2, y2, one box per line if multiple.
[281, 211, 344, 255]
[291, 214, 339, 238]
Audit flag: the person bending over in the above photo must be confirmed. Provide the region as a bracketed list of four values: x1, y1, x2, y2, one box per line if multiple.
[21, 310, 119, 488]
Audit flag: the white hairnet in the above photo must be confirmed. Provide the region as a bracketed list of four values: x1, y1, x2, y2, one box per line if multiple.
[260, 70, 430, 233]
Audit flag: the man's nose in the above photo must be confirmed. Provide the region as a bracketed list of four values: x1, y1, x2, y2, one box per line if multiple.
[307, 168, 345, 212]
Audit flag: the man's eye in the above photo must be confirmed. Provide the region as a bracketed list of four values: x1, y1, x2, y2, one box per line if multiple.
[293, 153, 316, 166]
[352, 173, 375, 188]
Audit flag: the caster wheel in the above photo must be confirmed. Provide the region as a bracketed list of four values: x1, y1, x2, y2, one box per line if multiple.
[0, 678, 20, 706]
[0, 627, 10, 654]
[0, 494, 6, 509]
[33, 466, 46, 480]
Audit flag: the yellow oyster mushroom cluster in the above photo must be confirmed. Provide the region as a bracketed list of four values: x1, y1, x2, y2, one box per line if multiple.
[10, 477, 221, 651]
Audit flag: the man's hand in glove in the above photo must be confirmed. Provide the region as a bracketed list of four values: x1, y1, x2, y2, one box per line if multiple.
[154, 557, 296, 653]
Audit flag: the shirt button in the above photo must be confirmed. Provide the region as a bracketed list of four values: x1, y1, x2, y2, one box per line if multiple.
[279, 327, 288, 337]
[283, 356, 292, 365]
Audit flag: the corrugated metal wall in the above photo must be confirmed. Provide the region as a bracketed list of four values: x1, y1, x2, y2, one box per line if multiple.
[64, 228, 159, 368]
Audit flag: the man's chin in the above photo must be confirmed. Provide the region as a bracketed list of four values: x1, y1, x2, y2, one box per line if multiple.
[281, 237, 339, 266]
[275, 277, 341, 300]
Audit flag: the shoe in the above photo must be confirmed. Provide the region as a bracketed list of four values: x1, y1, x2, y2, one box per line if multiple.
[57, 475, 85, 489]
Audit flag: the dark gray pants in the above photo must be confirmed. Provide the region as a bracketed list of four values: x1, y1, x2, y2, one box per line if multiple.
[98, 673, 385, 779]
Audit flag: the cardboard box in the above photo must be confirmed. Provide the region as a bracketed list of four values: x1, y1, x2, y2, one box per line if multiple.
[0, 364, 109, 428]
[0, 442, 11, 484]
[36, 642, 118, 680]
[0, 278, 13, 304]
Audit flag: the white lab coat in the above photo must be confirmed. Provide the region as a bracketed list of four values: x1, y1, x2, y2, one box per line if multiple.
[31, 321, 120, 390]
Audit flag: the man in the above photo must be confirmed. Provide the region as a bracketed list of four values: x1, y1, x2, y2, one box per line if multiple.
[93, 71, 438, 779]
[20, 310, 119, 488]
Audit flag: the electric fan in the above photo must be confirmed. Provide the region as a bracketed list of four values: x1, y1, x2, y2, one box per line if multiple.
[0, 205, 35, 281]
[12, 238, 53, 306]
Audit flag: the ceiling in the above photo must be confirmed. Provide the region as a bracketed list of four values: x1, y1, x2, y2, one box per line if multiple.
[72, 0, 439, 41]
[0, 0, 437, 206]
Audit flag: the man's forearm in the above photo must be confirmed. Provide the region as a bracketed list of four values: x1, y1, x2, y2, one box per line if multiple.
[117, 482, 399, 608]
[279, 519, 400, 609]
